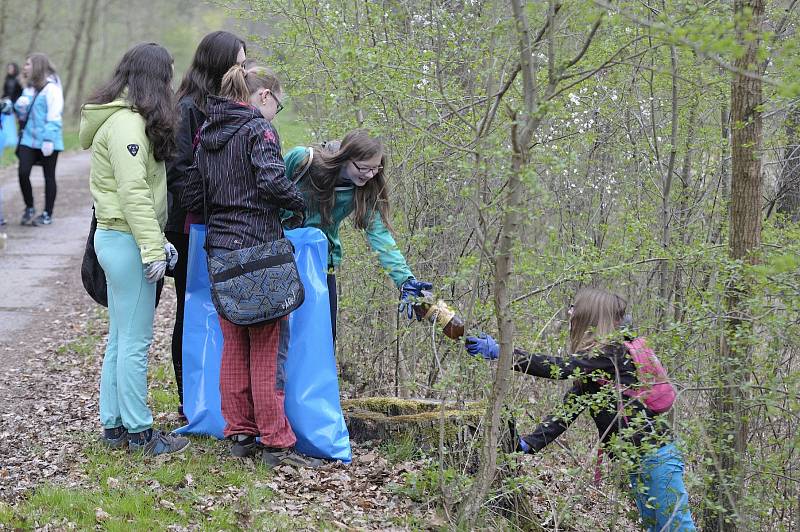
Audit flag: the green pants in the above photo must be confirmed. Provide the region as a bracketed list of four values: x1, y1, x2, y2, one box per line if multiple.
[95, 229, 156, 433]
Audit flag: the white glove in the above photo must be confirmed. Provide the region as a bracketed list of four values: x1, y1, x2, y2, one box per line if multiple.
[164, 242, 179, 270]
[41, 141, 54, 157]
[144, 261, 167, 284]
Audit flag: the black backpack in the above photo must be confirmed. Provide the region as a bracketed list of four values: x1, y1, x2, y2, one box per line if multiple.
[81, 207, 163, 307]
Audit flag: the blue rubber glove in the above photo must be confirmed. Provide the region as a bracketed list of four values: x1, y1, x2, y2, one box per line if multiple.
[464, 333, 500, 360]
[518, 438, 531, 453]
[398, 278, 433, 320]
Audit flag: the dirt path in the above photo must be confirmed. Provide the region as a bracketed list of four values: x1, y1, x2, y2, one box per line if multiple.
[0, 151, 102, 500]
[0, 150, 94, 342]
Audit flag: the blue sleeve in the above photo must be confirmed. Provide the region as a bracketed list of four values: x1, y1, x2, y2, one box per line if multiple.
[364, 211, 414, 288]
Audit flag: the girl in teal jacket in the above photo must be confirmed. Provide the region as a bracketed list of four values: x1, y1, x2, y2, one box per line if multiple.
[283, 129, 431, 339]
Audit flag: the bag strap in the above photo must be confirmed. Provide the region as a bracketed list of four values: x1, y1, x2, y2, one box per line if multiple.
[19, 82, 48, 135]
[292, 147, 313, 184]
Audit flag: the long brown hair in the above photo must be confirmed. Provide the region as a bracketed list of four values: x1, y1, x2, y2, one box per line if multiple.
[25, 53, 58, 90]
[219, 63, 281, 102]
[299, 129, 390, 229]
[176, 30, 246, 113]
[568, 288, 627, 353]
[86, 43, 177, 161]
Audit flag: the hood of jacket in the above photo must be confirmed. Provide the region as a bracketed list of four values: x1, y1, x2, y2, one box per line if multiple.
[200, 95, 262, 151]
[79, 98, 130, 149]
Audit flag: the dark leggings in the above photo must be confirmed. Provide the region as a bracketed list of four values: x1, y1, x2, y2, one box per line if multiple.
[165, 230, 190, 404]
[327, 273, 337, 342]
[18, 145, 58, 214]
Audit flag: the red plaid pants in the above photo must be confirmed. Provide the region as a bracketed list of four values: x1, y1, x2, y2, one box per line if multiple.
[218, 316, 296, 448]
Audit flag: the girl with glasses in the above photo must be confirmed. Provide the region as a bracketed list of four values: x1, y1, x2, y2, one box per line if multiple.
[181, 63, 317, 468]
[283, 129, 433, 341]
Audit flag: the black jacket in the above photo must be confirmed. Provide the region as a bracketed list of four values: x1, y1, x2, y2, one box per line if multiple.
[165, 95, 206, 233]
[514, 339, 670, 457]
[181, 96, 305, 251]
[2, 75, 22, 102]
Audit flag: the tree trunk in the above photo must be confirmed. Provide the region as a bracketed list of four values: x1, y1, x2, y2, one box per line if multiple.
[774, 104, 800, 221]
[705, 1, 764, 530]
[457, 0, 540, 526]
[25, 0, 45, 56]
[71, 0, 101, 117]
[0, 1, 7, 66]
[658, 43, 680, 325]
[62, 0, 92, 98]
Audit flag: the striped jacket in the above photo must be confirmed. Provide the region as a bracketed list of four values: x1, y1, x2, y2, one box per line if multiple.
[181, 96, 304, 250]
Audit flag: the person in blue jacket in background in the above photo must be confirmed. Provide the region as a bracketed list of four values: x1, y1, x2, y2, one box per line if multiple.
[283, 129, 432, 340]
[14, 53, 64, 226]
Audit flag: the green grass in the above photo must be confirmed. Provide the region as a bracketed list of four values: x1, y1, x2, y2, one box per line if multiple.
[0, 407, 303, 529]
[0, 312, 319, 530]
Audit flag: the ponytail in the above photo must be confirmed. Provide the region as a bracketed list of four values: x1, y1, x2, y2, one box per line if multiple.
[220, 64, 250, 101]
[219, 62, 282, 102]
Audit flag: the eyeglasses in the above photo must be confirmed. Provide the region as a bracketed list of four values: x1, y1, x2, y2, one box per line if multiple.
[352, 160, 383, 174]
[267, 90, 283, 115]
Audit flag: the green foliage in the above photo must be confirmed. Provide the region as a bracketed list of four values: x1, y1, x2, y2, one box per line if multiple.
[236, 0, 799, 528]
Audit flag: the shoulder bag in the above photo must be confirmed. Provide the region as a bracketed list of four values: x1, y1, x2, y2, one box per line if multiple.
[201, 166, 304, 326]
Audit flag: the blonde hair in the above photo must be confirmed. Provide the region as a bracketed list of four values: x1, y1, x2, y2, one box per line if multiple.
[219, 62, 281, 102]
[568, 288, 627, 353]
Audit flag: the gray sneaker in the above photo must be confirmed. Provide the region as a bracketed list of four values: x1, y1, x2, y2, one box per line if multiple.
[33, 211, 52, 225]
[262, 447, 323, 468]
[128, 429, 190, 456]
[20, 207, 36, 226]
[100, 426, 129, 449]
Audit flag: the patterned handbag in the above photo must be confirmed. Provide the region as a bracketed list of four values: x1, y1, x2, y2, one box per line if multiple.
[206, 237, 304, 325]
[199, 163, 304, 326]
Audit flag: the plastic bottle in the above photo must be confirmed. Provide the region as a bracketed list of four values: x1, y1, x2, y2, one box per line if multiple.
[412, 290, 465, 340]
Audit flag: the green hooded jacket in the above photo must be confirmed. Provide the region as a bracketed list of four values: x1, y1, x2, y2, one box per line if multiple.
[284, 146, 413, 288]
[79, 99, 167, 264]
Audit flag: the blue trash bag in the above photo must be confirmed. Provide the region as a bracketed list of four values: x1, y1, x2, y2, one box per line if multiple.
[175, 224, 351, 463]
[2, 113, 17, 148]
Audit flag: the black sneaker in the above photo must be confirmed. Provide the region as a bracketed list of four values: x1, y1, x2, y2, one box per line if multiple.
[230, 434, 261, 457]
[20, 207, 36, 226]
[262, 447, 323, 468]
[33, 211, 52, 225]
[100, 426, 129, 449]
[128, 429, 190, 456]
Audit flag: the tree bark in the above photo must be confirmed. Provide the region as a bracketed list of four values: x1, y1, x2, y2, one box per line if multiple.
[0, 1, 7, 66]
[71, 0, 101, 117]
[62, 0, 92, 98]
[705, 1, 764, 530]
[457, 0, 541, 526]
[774, 104, 800, 221]
[25, 0, 45, 56]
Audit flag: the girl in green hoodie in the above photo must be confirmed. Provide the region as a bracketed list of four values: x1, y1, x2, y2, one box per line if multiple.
[79, 43, 189, 456]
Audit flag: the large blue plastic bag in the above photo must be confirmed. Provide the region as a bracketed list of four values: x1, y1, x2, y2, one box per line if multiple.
[2, 113, 16, 148]
[176, 225, 352, 463]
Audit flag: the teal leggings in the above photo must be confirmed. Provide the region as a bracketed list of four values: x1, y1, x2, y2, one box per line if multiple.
[95, 229, 156, 433]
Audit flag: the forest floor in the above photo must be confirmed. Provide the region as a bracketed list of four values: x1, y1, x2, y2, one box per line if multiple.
[0, 151, 639, 530]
